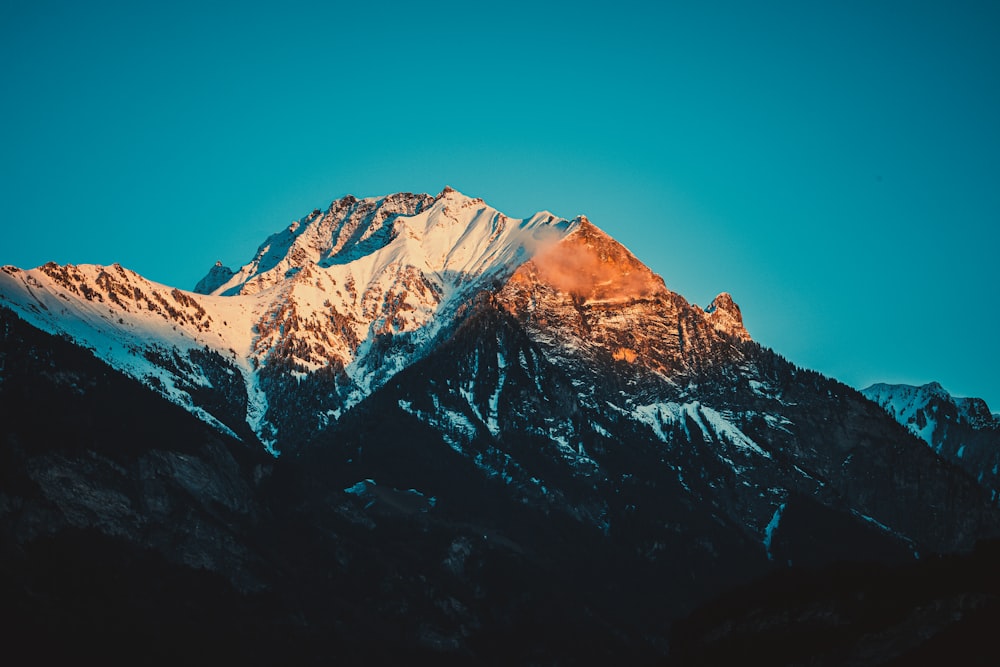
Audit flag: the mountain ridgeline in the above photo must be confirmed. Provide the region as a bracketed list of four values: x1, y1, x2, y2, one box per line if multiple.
[2, 188, 998, 664]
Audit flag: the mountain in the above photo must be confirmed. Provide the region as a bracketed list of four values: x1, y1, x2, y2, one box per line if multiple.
[2, 188, 999, 664]
[862, 382, 1000, 497]
[0, 188, 579, 454]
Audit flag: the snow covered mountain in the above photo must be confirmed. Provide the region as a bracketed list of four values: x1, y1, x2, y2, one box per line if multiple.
[0, 188, 582, 452]
[2, 187, 999, 662]
[862, 381, 1000, 496]
[0, 187, 750, 456]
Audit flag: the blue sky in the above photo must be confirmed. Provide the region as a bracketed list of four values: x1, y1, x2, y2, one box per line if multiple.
[3, 0, 999, 409]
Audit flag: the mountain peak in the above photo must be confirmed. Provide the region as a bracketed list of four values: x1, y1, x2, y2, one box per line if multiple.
[864, 381, 951, 404]
[859, 380, 999, 439]
[516, 217, 666, 303]
[862, 380, 1000, 495]
[193, 260, 235, 294]
[705, 292, 750, 340]
[194, 191, 436, 295]
[193, 189, 586, 298]
[434, 185, 481, 205]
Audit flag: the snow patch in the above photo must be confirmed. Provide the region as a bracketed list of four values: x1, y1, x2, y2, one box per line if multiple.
[345, 479, 375, 495]
[764, 502, 786, 560]
[630, 400, 770, 460]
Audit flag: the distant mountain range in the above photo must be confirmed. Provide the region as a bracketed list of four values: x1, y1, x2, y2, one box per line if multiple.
[2, 188, 998, 664]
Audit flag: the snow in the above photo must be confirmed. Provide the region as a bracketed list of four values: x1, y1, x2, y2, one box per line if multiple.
[763, 412, 794, 433]
[631, 403, 674, 444]
[861, 382, 948, 447]
[590, 421, 612, 438]
[630, 400, 770, 460]
[405, 488, 437, 507]
[694, 403, 771, 458]
[763, 502, 786, 560]
[458, 381, 482, 423]
[792, 464, 820, 484]
[344, 479, 375, 495]
[397, 394, 478, 449]
[0, 263, 277, 448]
[454, 352, 506, 439]
[849, 508, 916, 548]
[484, 350, 507, 435]
[850, 509, 893, 534]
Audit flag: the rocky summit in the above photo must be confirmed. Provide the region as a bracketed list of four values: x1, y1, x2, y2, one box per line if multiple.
[2, 188, 999, 665]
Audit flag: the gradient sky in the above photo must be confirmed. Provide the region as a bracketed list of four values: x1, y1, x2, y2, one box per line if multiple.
[3, 1, 999, 410]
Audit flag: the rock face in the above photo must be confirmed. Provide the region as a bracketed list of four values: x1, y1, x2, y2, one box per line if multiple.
[2, 188, 999, 663]
[705, 291, 750, 340]
[863, 382, 1000, 497]
[193, 260, 235, 295]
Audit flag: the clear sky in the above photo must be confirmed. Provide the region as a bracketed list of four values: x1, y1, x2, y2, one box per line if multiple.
[3, 1, 999, 410]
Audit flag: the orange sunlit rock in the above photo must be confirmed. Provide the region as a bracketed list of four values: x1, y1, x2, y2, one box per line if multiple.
[526, 220, 666, 302]
[612, 347, 638, 362]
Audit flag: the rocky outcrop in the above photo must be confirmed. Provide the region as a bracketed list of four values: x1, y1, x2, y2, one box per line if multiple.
[705, 291, 751, 340]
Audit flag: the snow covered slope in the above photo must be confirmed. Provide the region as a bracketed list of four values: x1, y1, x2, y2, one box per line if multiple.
[862, 382, 1000, 495]
[862, 382, 954, 445]
[0, 261, 270, 442]
[0, 188, 585, 452]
